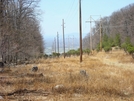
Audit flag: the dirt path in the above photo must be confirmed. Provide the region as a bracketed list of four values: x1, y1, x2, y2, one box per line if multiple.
[102, 58, 134, 70]
[92, 51, 134, 71]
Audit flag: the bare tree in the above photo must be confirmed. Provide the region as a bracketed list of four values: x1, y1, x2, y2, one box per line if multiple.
[0, 0, 44, 64]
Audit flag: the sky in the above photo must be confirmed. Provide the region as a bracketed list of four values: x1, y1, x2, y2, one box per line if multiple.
[38, 0, 134, 53]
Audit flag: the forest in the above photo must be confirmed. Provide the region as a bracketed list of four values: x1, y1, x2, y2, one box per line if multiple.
[83, 3, 134, 54]
[0, 0, 44, 64]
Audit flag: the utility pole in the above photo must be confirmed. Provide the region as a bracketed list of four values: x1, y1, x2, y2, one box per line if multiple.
[62, 19, 65, 58]
[68, 36, 70, 51]
[52, 42, 54, 53]
[79, 0, 82, 62]
[72, 35, 74, 49]
[86, 19, 92, 51]
[54, 37, 56, 53]
[86, 15, 101, 51]
[57, 32, 59, 54]
[85, 16, 95, 51]
[100, 18, 102, 51]
[90, 16, 92, 50]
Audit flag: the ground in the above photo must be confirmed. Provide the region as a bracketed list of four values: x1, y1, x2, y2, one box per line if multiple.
[0, 49, 134, 101]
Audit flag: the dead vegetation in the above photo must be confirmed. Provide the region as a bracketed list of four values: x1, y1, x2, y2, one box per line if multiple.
[0, 50, 134, 101]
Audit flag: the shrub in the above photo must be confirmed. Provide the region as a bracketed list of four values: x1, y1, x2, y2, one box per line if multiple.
[44, 54, 48, 59]
[127, 45, 134, 54]
[121, 37, 134, 54]
[95, 33, 122, 52]
[104, 46, 112, 52]
[52, 52, 60, 57]
[102, 34, 114, 52]
[83, 49, 90, 55]
[66, 49, 80, 56]
[67, 50, 76, 56]
[114, 34, 121, 47]
[96, 44, 100, 52]
[121, 43, 127, 51]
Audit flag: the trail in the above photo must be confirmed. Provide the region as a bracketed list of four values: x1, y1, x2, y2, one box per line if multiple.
[92, 50, 134, 71]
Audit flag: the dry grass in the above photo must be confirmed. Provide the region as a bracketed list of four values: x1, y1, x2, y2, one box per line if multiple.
[0, 50, 134, 101]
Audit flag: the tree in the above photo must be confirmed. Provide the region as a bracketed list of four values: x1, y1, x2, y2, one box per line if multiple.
[83, 3, 134, 52]
[0, 0, 44, 64]
[114, 33, 121, 47]
[121, 37, 134, 54]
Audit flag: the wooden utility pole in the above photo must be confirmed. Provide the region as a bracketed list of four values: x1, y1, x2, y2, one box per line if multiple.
[57, 32, 59, 54]
[62, 19, 65, 58]
[86, 15, 101, 51]
[90, 16, 92, 50]
[79, 0, 82, 62]
[72, 35, 74, 49]
[54, 37, 56, 53]
[68, 36, 70, 51]
[86, 18, 92, 51]
[100, 18, 102, 51]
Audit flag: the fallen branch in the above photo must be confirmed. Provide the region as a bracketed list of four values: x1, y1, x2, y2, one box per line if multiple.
[0, 89, 50, 96]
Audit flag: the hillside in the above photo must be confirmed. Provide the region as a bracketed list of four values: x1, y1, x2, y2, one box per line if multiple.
[0, 50, 134, 101]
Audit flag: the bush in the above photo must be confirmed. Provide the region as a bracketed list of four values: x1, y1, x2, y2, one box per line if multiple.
[96, 44, 100, 52]
[76, 49, 80, 56]
[102, 34, 114, 52]
[104, 46, 112, 52]
[83, 49, 90, 55]
[127, 45, 134, 54]
[121, 43, 127, 51]
[52, 52, 60, 57]
[114, 34, 121, 47]
[67, 49, 80, 56]
[96, 33, 122, 52]
[121, 37, 134, 54]
[44, 54, 48, 59]
[67, 50, 76, 55]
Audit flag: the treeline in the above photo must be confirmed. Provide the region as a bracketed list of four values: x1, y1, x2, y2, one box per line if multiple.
[83, 3, 134, 53]
[47, 48, 90, 58]
[0, 0, 44, 64]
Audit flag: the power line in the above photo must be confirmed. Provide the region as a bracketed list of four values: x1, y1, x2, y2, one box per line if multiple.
[69, 2, 78, 23]
[65, 0, 76, 20]
[65, 0, 78, 27]
[102, 24, 134, 28]
[55, 1, 78, 46]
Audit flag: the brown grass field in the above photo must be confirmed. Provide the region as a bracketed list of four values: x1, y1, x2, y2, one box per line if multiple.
[0, 50, 134, 101]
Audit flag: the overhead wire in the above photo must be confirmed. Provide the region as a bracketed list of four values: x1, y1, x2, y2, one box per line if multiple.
[54, 0, 81, 53]
[65, 0, 76, 21]
[64, 0, 78, 29]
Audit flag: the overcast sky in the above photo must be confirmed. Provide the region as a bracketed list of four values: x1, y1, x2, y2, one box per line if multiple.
[39, 0, 134, 49]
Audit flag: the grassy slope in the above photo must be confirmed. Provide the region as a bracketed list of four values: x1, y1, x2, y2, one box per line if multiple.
[0, 50, 134, 101]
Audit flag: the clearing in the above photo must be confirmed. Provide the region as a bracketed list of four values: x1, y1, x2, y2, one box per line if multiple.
[0, 49, 134, 101]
